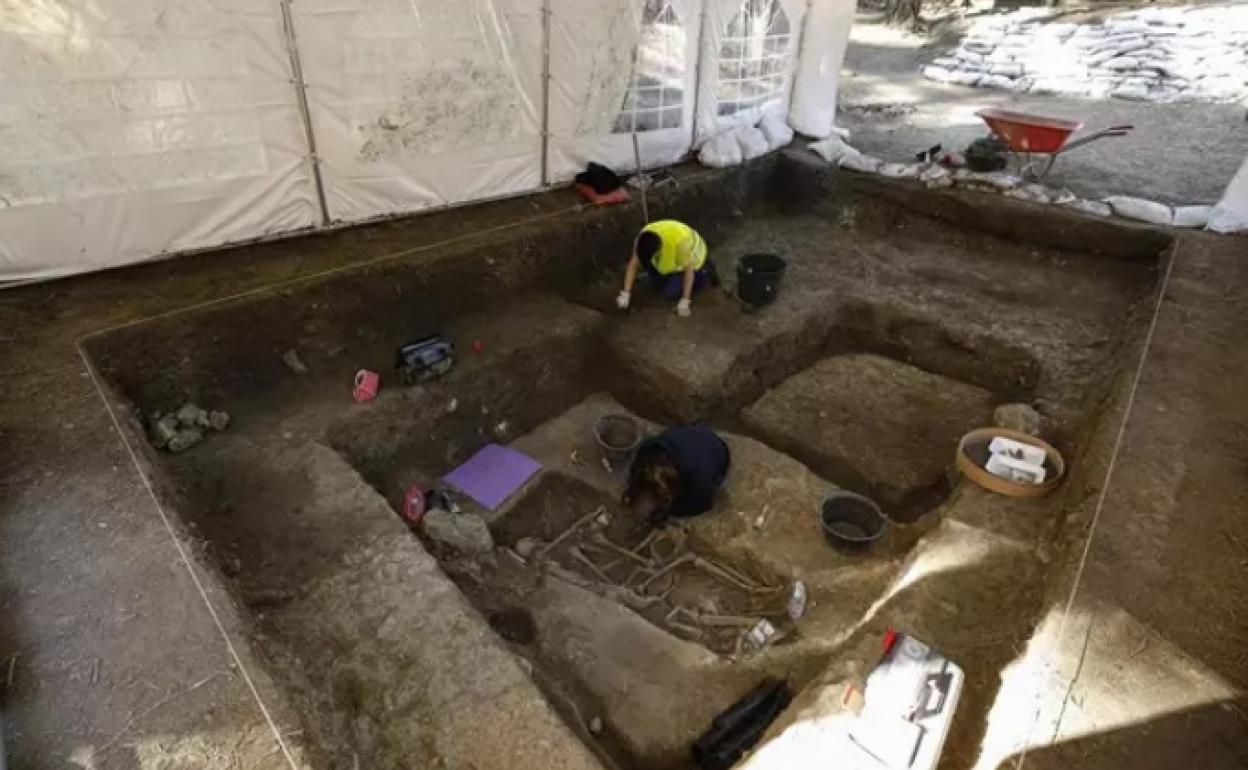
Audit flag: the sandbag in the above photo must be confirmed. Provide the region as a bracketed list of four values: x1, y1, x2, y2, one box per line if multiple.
[1208, 157, 1248, 233]
[1172, 205, 1213, 228]
[1104, 195, 1174, 225]
[877, 163, 922, 180]
[736, 127, 771, 161]
[809, 136, 859, 164]
[698, 132, 744, 169]
[758, 113, 795, 151]
[839, 153, 883, 174]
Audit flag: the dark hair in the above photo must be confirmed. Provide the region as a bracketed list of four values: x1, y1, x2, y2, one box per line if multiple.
[624, 451, 680, 526]
[636, 230, 662, 262]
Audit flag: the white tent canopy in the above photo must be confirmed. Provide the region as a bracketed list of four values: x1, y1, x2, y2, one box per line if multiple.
[0, 0, 850, 283]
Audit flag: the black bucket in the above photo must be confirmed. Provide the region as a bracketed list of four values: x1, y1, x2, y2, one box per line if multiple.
[736, 253, 787, 308]
[819, 491, 887, 553]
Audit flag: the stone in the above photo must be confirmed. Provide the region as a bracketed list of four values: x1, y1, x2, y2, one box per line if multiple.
[423, 510, 495, 556]
[149, 413, 180, 448]
[208, 410, 231, 432]
[992, 403, 1043, 436]
[1064, 199, 1113, 218]
[514, 537, 543, 559]
[167, 427, 205, 453]
[919, 165, 950, 184]
[282, 348, 309, 374]
[175, 402, 207, 427]
[839, 153, 883, 174]
[975, 171, 1023, 191]
[877, 162, 922, 180]
[1051, 188, 1078, 205]
[1112, 84, 1152, 101]
[1005, 184, 1053, 204]
[1105, 56, 1139, 70]
[980, 74, 1017, 90]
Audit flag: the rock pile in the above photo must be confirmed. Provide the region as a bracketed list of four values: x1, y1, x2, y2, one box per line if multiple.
[923, 5, 1248, 103]
[148, 403, 230, 453]
[807, 136, 1216, 229]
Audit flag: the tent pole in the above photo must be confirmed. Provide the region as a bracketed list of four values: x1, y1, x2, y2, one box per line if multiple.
[279, 0, 330, 226]
[789, 0, 815, 115]
[540, 0, 553, 186]
[632, 132, 649, 224]
[691, 0, 713, 148]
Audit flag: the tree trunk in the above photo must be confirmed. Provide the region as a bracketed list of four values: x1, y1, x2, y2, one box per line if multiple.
[882, 0, 923, 26]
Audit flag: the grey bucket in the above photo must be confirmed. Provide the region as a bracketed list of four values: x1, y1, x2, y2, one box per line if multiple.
[594, 414, 642, 467]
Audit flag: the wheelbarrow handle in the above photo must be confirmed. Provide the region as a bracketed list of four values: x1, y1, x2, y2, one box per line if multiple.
[1059, 128, 1131, 154]
[1108, 124, 1135, 132]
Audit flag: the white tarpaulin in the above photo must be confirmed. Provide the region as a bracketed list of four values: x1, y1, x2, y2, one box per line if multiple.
[0, 0, 320, 283]
[546, 0, 703, 181]
[789, 0, 854, 138]
[1209, 155, 1248, 234]
[694, 0, 807, 144]
[0, 0, 854, 283]
[291, 0, 545, 223]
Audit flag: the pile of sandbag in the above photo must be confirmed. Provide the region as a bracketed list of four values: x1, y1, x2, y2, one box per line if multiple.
[698, 113, 796, 168]
[923, 5, 1248, 103]
[807, 138, 1218, 230]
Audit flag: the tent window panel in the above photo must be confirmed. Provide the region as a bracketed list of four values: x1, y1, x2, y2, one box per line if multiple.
[613, 0, 687, 135]
[715, 0, 794, 118]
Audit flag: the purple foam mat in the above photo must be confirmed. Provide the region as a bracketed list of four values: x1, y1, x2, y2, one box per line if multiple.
[442, 443, 542, 511]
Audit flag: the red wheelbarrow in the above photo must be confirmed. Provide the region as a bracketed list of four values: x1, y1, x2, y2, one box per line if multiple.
[976, 108, 1133, 181]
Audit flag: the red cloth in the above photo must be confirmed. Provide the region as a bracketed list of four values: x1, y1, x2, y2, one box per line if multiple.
[576, 183, 631, 206]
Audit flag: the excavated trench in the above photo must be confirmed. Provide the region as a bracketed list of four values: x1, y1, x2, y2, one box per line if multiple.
[81, 151, 1169, 770]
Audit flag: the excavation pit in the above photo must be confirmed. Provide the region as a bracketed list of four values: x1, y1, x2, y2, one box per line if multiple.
[79, 151, 1166, 770]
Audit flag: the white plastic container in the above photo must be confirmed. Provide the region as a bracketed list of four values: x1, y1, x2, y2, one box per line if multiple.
[988, 436, 1048, 466]
[846, 633, 964, 769]
[985, 453, 1047, 485]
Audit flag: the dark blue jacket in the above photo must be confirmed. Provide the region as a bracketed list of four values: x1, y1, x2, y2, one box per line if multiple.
[634, 425, 731, 517]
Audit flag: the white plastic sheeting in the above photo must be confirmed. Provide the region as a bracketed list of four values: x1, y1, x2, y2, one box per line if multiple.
[0, 0, 320, 283]
[694, 0, 807, 143]
[546, 0, 704, 181]
[1208, 156, 1248, 234]
[291, 0, 545, 222]
[788, 0, 855, 138]
[0, 0, 858, 284]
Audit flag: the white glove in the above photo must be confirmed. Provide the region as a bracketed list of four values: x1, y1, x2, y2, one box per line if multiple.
[676, 298, 692, 317]
[616, 291, 631, 310]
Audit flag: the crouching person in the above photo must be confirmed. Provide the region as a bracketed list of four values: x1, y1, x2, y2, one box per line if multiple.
[624, 425, 731, 526]
[617, 220, 716, 317]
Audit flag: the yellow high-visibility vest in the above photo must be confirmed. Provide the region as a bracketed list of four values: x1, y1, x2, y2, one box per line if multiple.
[642, 220, 707, 275]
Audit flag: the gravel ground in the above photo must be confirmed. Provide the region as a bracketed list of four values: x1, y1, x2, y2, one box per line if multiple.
[837, 11, 1248, 206]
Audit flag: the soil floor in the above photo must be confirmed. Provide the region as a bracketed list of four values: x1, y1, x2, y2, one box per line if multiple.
[840, 10, 1248, 206]
[1, 151, 1246, 770]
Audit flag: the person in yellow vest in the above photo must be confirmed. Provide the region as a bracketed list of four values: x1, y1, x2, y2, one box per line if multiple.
[616, 219, 716, 317]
